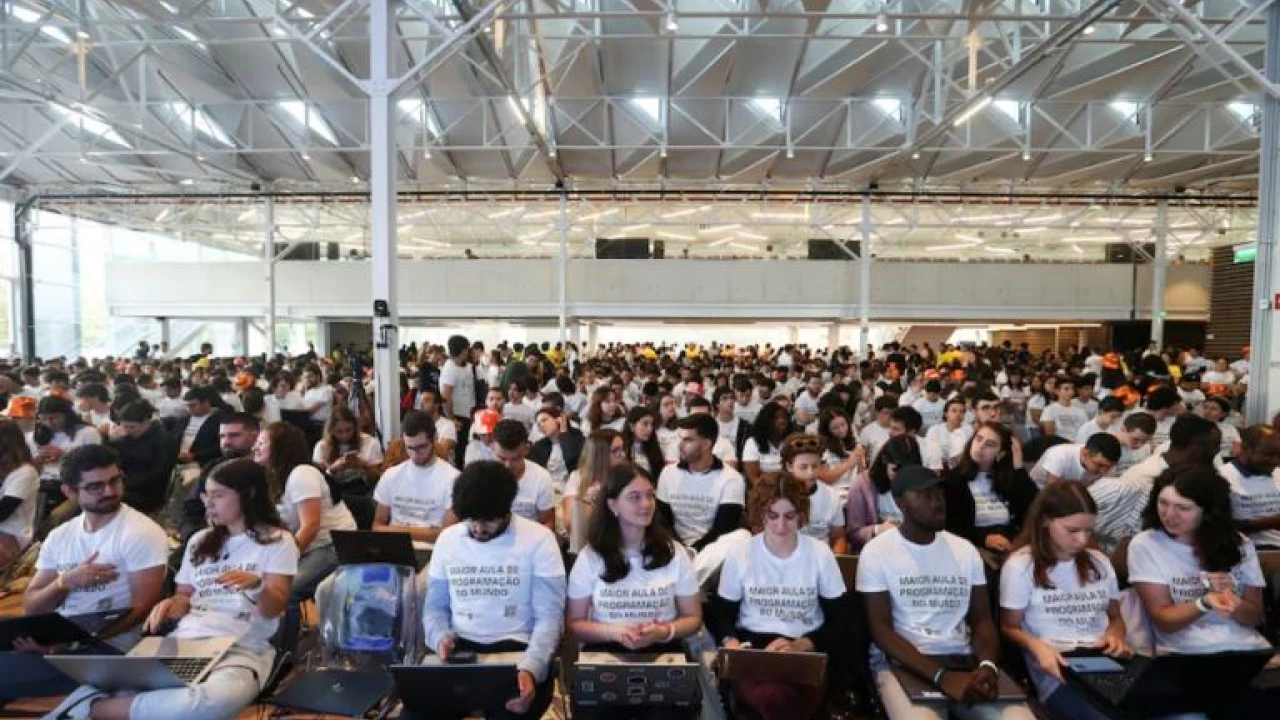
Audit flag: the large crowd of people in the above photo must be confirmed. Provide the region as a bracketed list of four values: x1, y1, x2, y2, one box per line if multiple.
[0, 334, 1270, 720]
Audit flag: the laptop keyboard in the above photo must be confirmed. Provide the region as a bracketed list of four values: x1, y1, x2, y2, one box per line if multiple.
[1081, 671, 1134, 705]
[157, 657, 212, 682]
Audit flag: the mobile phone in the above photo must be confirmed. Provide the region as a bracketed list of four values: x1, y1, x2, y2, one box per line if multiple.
[1067, 656, 1125, 674]
[446, 650, 477, 664]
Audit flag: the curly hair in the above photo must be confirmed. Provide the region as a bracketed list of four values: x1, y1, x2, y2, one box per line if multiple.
[1142, 464, 1243, 572]
[746, 472, 811, 532]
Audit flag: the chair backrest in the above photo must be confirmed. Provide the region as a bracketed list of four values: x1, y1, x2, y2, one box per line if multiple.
[835, 554, 859, 591]
[319, 562, 420, 670]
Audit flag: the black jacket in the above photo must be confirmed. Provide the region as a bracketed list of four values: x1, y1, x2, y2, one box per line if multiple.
[528, 429, 585, 475]
[109, 423, 177, 513]
[173, 410, 225, 467]
[942, 466, 1039, 548]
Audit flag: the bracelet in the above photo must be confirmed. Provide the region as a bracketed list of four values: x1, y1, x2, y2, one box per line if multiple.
[55, 572, 68, 592]
[978, 660, 999, 676]
[932, 667, 947, 687]
[1195, 595, 1211, 613]
[662, 623, 676, 643]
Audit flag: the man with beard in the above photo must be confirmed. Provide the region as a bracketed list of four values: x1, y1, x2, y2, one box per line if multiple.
[177, 412, 261, 549]
[3, 445, 168, 705]
[421, 460, 565, 720]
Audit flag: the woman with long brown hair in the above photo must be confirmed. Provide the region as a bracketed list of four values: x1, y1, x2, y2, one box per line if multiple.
[312, 404, 384, 484]
[0, 419, 36, 570]
[562, 428, 627, 551]
[999, 482, 1128, 720]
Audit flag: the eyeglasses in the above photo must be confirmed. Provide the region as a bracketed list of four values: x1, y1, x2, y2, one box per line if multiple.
[79, 474, 124, 496]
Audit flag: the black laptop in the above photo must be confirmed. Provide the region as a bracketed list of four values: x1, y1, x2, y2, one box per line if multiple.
[391, 662, 519, 718]
[0, 609, 128, 652]
[1067, 649, 1273, 718]
[331, 530, 418, 568]
[271, 668, 394, 718]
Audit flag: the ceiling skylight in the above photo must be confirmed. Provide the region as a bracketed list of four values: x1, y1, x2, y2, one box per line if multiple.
[279, 101, 338, 144]
[49, 104, 132, 148]
[167, 102, 235, 147]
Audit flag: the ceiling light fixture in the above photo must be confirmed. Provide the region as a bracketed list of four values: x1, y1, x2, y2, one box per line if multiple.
[875, 12, 888, 32]
[665, 11, 678, 31]
[953, 95, 993, 126]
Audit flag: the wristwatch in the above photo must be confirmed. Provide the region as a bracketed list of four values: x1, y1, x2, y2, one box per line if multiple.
[55, 572, 68, 592]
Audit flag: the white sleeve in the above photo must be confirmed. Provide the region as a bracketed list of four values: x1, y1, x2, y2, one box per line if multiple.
[1125, 535, 1165, 586]
[174, 532, 200, 587]
[742, 439, 761, 463]
[73, 426, 102, 447]
[362, 435, 385, 464]
[536, 475, 554, 511]
[566, 548, 599, 600]
[286, 466, 326, 504]
[440, 364, 458, 390]
[964, 542, 987, 586]
[123, 518, 171, 572]
[263, 533, 301, 577]
[1237, 539, 1265, 588]
[654, 468, 671, 503]
[372, 464, 398, 506]
[311, 442, 327, 465]
[998, 554, 1033, 610]
[854, 541, 888, 593]
[564, 471, 581, 499]
[2, 466, 36, 501]
[716, 547, 745, 602]
[720, 472, 746, 506]
[672, 547, 699, 596]
[533, 531, 566, 578]
[816, 544, 846, 598]
[436, 419, 457, 443]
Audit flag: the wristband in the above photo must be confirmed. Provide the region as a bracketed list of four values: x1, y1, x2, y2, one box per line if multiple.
[662, 623, 676, 643]
[978, 660, 999, 676]
[1195, 595, 1211, 614]
[932, 667, 947, 687]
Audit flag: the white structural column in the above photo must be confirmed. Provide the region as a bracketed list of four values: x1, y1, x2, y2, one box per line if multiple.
[1151, 200, 1168, 351]
[859, 194, 873, 357]
[1249, 1, 1280, 424]
[557, 185, 569, 345]
[159, 318, 171, 358]
[235, 319, 250, 356]
[827, 322, 840, 352]
[369, 0, 401, 439]
[587, 322, 598, 355]
[263, 196, 276, 355]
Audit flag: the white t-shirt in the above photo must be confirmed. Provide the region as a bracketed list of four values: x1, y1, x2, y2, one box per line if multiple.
[440, 359, 477, 419]
[30, 425, 102, 480]
[0, 464, 38, 546]
[923, 424, 972, 471]
[567, 543, 698, 624]
[181, 413, 209, 454]
[373, 458, 460, 528]
[1026, 394, 1047, 429]
[969, 472, 1011, 528]
[1072, 398, 1099, 420]
[1220, 462, 1280, 549]
[1202, 370, 1236, 387]
[428, 516, 565, 645]
[718, 534, 846, 639]
[173, 528, 299, 652]
[876, 490, 903, 525]
[1178, 388, 1206, 408]
[512, 461, 556, 522]
[912, 397, 946, 430]
[434, 416, 458, 445]
[155, 396, 189, 420]
[1029, 443, 1102, 488]
[855, 528, 986, 657]
[311, 433, 384, 467]
[1041, 403, 1088, 442]
[303, 384, 335, 423]
[1000, 547, 1119, 699]
[859, 423, 891, 463]
[1074, 418, 1118, 445]
[794, 392, 821, 419]
[545, 443, 568, 486]
[717, 416, 741, 444]
[1151, 415, 1175, 448]
[1217, 422, 1241, 458]
[503, 402, 536, 430]
[734, 399, 762, 425]
[821, 450, 859, 494]
[276, 465, 357, 550]
[35, 505, 169, 617]
[1127, 529, 1271, 655]
[742, 438, 782, 473]
[801, 482, 846, 542]
[655, 462, 746, 546]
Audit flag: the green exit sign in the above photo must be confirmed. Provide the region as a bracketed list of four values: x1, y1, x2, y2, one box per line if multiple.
[1235, 244, 1257, 263]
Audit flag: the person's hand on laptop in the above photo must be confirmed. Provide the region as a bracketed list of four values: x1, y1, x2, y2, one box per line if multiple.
[1098, 628, 1132, 658]
[965, 663, 999, 705]
[936, 670, 972, 705]
[504, 670, 535, 714]
[1027, 639, 1068, 681]
[435, 633, 456, 659]
[12, 636, 54, 655]
[144, 596, 189, 635]
[62, 551, 118, 590]
[763, 637, 813, 653]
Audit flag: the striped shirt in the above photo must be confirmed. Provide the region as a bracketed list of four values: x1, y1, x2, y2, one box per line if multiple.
[1089, 454, 1168, 553]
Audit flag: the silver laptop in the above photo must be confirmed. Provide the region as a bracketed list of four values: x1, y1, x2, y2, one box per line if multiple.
[45, 636, 236, 691]
[574, 651, 700, 707]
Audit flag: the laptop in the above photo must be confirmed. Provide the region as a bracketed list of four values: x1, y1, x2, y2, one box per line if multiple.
[717, 646, 827, 687]
[392, 653, 520, 719]
[574, 651, 700, 707]
[1066, 649, 1273, 717]
[0, 609, 128, 652]
[331, 529, 418, 568]
[891, 655, 1024, 701]
[271, 668, 395, 718]
[45, 636, 236, 692]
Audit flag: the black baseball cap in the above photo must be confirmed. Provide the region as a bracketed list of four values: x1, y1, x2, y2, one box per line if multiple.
[891, 465, 944, 497]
